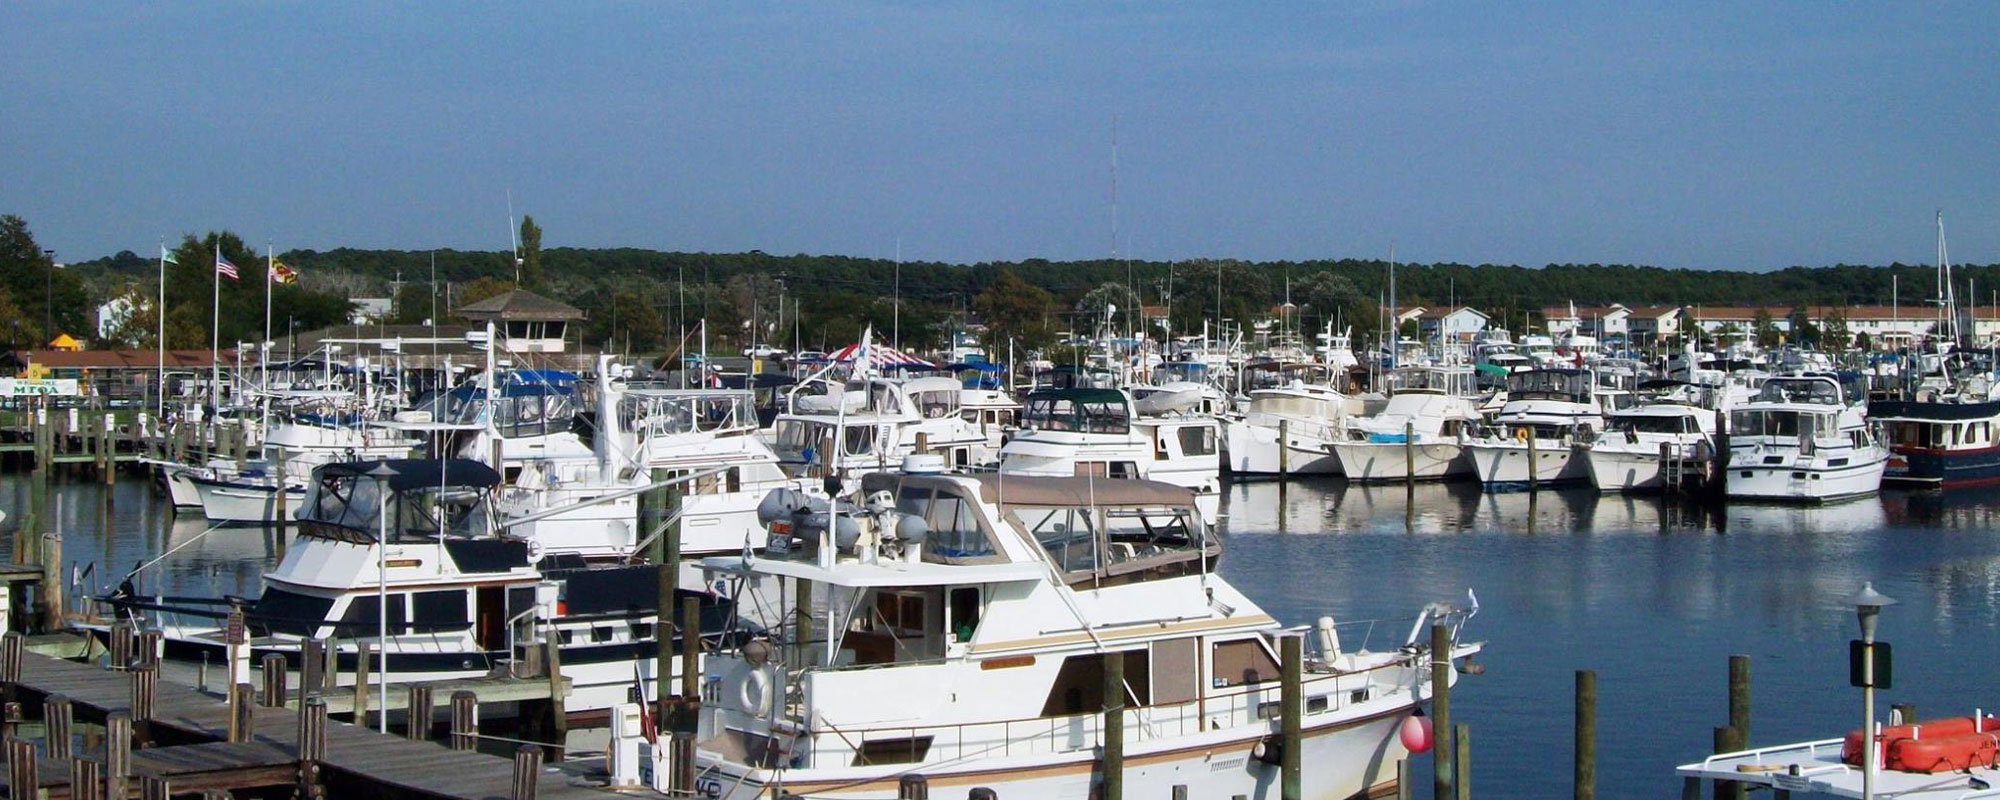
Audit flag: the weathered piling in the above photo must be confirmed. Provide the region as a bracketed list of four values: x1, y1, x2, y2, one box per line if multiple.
[1575, 670, 1595, 800]
[106, 711, 131, 799]
[1526, 428, 1539, 491]
[408, 684, 435, 741]
[1728, 655, 1750, 744]
[354, 641, 372, 728]
[39, 531, 63, 631]
[229, 682, 255, 743]
[541, 637, 567, 759]
[1432, 624, 1452, 800]
[1454, 723, 1471, 800]
[44, 692, 73, 759]
[681, 595, 700, 698]
[450, 690, 478, 751]
[1712, 725, 1745, 800]
[1102, 650, 1124, 800]
[72, 755, 103, 800]
[7, 736, 36, 795]
[898, 774, 929, 800]
[511, 744, 542, 800]
[301, 638, 325, 703]
[262, 653, 288, 706]
[1282, 634, 1303, 800]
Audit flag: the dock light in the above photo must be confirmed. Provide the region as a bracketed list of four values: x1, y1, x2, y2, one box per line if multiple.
[1848, 581, 1897, 800]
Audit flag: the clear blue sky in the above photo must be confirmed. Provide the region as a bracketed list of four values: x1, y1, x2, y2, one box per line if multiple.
[5, 2, 1994, 270]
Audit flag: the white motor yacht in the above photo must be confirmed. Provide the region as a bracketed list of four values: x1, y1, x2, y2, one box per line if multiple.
[998, 388, 1222, 520]
[1464, 369, 1606, 487]
[1584, 382, 1720, 492]
[1328, 367, 1483, 482]
[674, 470, 1483, 799]
[1725, 375, 1887, 502]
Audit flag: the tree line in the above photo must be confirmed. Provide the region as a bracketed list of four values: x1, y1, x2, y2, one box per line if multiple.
[9, 212, 1996, 357]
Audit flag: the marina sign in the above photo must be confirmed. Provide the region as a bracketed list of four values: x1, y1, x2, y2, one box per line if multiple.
[0, 379, 80, 397]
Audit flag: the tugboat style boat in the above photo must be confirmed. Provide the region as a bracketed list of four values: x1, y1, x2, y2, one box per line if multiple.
[688, 469, 1483, 799]
[1725, 375, 1887, 502]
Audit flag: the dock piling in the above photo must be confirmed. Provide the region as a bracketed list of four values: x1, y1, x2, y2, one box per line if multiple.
[898, 773, 929, 799]
[39, 531, 63, 632]
[408, 684, 435, 741]
[138, 627, 162, 670]
[511, 743, 541, 800]
[1526, 428, 1539, 491]
[7, 736, 36, 795]
[106, 711, 131, 798]
[45, 692, 72, 759]
[354, 641, 372, 728]
[301, 638, 324, 702]
[1282, 634, 1303, 800]
[1728, 655, 1750, 744]
[1431, 624, 1453, 800]
[1397, 758, 1412, 800]
[261, 653, 287, 706]
[140, 774, 171, 800]
[681, 595, 700, 698]
[1102, 649, 1124, 800]
[450, 690, 478, 751]
[1575, 670, 1595, 800]
[1454, 724, 1470, 800]
[540, 637, 567, 759]
[1712, 725, 1745, 800]
[229, 682, 254, 743]
[72, 755, 103, 800]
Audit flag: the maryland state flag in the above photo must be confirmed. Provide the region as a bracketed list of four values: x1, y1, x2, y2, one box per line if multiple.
[271, 259, 298, 284]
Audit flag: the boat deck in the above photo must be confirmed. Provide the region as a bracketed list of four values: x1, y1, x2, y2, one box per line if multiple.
[1679, 738, 2000, 798]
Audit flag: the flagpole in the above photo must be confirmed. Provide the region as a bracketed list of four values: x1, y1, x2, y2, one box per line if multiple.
[263, 245, 274, 393]
[211, 242, 221, 411]
[157, 241, 166, 418]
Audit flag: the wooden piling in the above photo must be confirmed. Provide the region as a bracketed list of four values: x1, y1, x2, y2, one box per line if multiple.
[671, 731, 696, 794]
[681, 595, 701, 698]
[0, 632, 21, 685]
[106, 711, 131, 799]
[354, 641, 372, 728]
[274, 458, 289, 530]
[262, 653, 288, 707]
[138, 627, 162, 670]
[1728, 655, 1750, 744]
[298, 695, 328, 762]
[7, 737, 36, 796]
[39, 531, 63, 632]
[1404, 421, 1416, 488]
[130, 665, 156, 722]
[1281, 634, 1303, 800]
[540, 637, 567, 759]
[1713, 725, 1744, 800]
[140, 774, 171, 800]
[1102, 649, 1124, 800]
[450, 690, 478, 751]
[301, 638, 324, 703]
[407, 684, 434, 741]
[1397, 758, 1412, 800]
[898, 773, 930, 799]
[1575, 670, 1595, 800]
[71, 755, 103, 800]
[1454, 724, 1470, 800]
[511, 744, 542, 800]
[1431, 624, 1452, 800]
[229, 682, 254, 743]
[43, 693, 73, 760]
[1526, 428, 1539, 491]
[1278, 419, 1291, 476]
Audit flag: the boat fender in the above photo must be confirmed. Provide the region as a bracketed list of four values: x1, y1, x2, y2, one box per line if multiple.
[738, 665, 771, 717]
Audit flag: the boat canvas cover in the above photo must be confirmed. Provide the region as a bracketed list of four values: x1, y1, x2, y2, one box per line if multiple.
[315, 459, 501, 492]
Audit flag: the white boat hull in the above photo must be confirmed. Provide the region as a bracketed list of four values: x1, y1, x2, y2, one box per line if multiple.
[1583, 446, 1669, 492]
[1225, 420, 1341, 476]
[192, 478, 305, 525]
[159, 466, 206, 508]
[698, 707, 1411, 800]
[1726, 452, 1887, 502]
[1465, 440, 1587, 486]
[1328, 441, 1466, 482]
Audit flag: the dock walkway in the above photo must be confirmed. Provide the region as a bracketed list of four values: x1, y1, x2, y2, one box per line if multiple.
[0, 642, 615, 799]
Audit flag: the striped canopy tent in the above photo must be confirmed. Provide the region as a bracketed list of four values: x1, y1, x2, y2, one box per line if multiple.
[827, 340, 936, 373]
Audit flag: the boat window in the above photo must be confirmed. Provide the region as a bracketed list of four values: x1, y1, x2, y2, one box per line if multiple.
[250, 589, 336, 637]
[1178, 426, 1217, 457]
[1038, 651, 1150, 717]
[948, 587, 981, 643]
[1212, 639, 1280, 688]
[1024, 395, 1129, 435]
[852, 736, 934, 767]
[412, 590, 469, 629]
[1610, 416, 1687, 435]
[917, 391, 956, 419]
[924, 494, 997, 561]
[1102, 508, 1200, 568]
[1152, 638, 1200, 706]
[340, 593, 409, 636]
[896, 486, 933, 517]
[843, 425, 876, 456]
[1011, 506, 1099, 574]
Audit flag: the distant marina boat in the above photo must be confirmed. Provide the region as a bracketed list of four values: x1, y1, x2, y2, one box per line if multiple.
[1871, 398, 2000, 487]
[1724, 375, 1887, 502]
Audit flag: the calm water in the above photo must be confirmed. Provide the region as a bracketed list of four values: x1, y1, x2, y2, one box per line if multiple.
[6, 472, 2000, 798]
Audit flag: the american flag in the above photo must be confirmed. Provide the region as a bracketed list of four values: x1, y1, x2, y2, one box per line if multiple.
[215, 254, 240, 280]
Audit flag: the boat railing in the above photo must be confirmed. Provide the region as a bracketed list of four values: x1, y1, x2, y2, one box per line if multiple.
[798, 656, 1417, 769]
[1695, 737, 1847, 772]
[1242, 412, 1343, 443]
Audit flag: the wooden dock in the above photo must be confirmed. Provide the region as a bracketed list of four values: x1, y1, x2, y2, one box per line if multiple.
[0, 634, 616, 799]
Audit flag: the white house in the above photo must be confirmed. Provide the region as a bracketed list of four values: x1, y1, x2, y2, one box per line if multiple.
[1397, 306, 1489, 341]
[349, 298, 393, 325]
[95, 296, 138, 339]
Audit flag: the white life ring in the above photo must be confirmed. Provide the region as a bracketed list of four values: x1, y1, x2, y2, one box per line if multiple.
[737, 666, 771, 717]
[525, 538, 546, 564]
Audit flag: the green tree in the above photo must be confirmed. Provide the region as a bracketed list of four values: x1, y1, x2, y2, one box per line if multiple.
[163, 232, 353, 348]
[1752, 308, 1779, 348]
[1074, 282, 1142, 336]
[973, 269, 1055, 354]
[0, 215, 87, 343]
[99, 283, 158, 348]
[517, 215, 543, 289]
[1293, 270, 1374, 335]
[1821, 309, 1850, 351]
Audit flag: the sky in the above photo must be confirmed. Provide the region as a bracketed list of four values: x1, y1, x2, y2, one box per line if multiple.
[4, 2, 1996, 271]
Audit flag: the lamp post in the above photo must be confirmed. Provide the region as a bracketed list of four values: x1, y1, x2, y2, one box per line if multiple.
[367, 461, 399, 734]
[42, 249, 55, 342]
[1851, 581, 1897, 800]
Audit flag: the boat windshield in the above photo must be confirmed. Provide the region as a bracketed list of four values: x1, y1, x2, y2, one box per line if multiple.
[1756, 378, 1841, 405]
[1730, 409, 1836, 437]
[619, 390, 755, 437]
[1507, 370, 1589, 401]
[1609, 415, 1693, 434]
[1005, 503, 1207, 580]
[1024, 392, 1130, 435]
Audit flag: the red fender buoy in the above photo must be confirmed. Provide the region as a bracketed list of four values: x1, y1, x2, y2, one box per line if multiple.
[1400, 713, 1434, 754]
